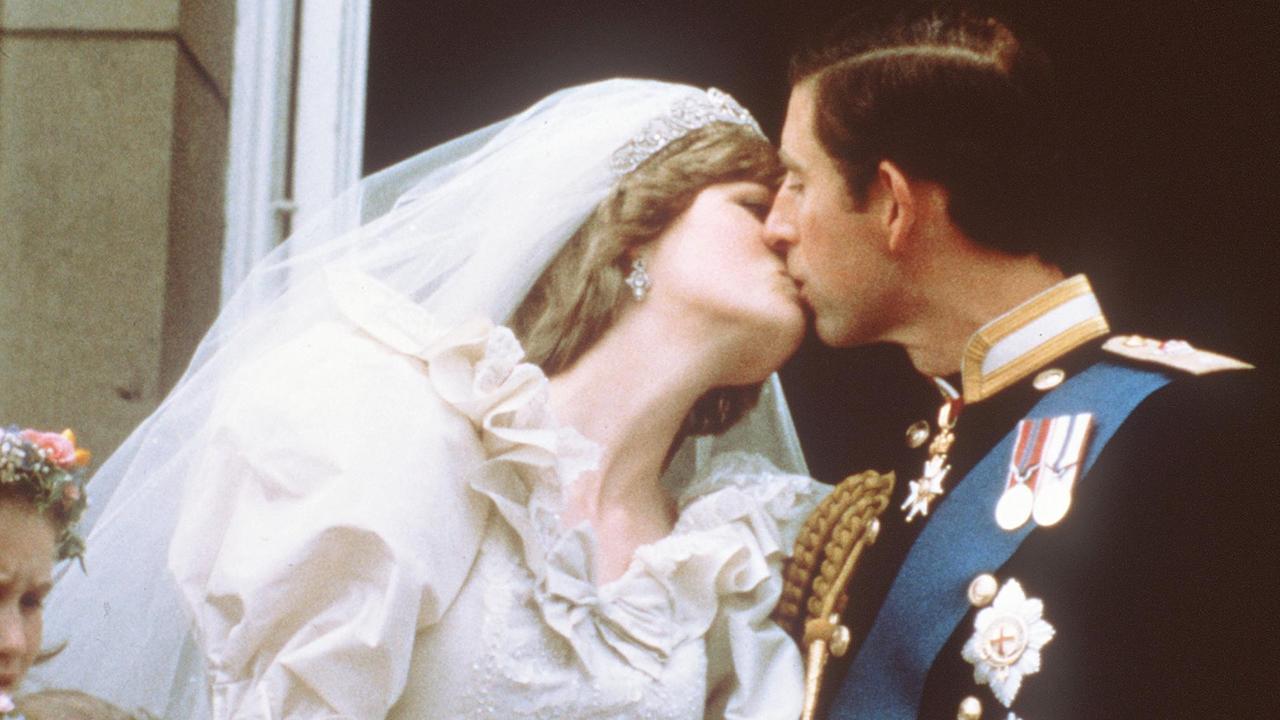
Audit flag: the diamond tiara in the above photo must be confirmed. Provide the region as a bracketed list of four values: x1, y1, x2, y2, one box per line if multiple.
[609, 88, 764, 175]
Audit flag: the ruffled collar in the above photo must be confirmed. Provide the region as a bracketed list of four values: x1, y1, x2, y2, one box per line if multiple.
[328, 268, 815, 678]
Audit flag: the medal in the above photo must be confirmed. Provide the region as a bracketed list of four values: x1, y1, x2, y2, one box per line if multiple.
[996, 418, 1049, 530]
[996, 413, 1093, 530]
[1032, 412, 1092, 527]
[901, 377, 963, 522]
[995, 482, 1034, 531]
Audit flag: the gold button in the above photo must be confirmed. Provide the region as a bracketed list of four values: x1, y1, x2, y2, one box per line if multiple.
[956, 695, 982, 720]
[828, 623, 852, 657]
[1032, 368, 1065, 391]
[905, 420, 931, 448]
[967, 573, 998, 607]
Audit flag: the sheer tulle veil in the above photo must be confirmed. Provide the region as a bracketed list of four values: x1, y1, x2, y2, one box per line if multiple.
[30, 79, 808, 717]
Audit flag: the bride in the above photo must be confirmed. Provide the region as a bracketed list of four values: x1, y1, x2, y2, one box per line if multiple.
[33, 80, 825, 719]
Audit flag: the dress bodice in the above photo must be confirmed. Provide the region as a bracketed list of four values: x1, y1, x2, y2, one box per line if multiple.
[394, 450, 822, 719]
[168, 271, 824, 719]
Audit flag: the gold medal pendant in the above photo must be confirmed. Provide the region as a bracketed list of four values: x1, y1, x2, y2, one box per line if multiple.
[901, 377, 963, 522]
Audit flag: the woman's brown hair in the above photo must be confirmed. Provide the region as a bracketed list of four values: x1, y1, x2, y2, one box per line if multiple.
[510, 121, 783, 437]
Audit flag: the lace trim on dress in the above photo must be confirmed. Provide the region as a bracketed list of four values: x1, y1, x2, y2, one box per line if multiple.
[327, 268, 820, 680]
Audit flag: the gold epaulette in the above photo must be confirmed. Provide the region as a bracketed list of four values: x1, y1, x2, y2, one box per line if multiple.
[774, 469, 894, 720]
[1102, 335, 1254, 375]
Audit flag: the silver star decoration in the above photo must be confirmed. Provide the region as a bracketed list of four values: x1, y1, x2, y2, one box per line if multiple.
[961, 579, 1056, 708]
[901, 455, 950, 522]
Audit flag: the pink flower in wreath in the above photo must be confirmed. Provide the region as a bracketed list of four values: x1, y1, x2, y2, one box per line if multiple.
[62, 482, 82, 506]
[20, 428, 88, 468]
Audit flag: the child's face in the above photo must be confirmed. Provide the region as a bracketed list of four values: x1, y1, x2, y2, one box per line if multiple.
[0, 500, 57, 693]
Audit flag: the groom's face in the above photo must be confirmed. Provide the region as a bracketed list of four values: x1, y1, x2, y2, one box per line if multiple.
[765, 80, 900, 348]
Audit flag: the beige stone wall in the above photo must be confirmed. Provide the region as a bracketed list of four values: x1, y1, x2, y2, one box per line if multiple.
[0, 0, 233, 460]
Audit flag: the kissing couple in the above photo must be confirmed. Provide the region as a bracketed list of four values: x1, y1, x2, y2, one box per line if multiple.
[33, 3, 1266, 719]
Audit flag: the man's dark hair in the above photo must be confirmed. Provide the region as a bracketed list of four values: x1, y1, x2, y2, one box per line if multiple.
[792, 3, 1071, 263]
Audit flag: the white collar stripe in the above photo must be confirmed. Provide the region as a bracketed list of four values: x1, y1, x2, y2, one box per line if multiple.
[960, 274, 1110, 402]
[981, 293, 1104, 377]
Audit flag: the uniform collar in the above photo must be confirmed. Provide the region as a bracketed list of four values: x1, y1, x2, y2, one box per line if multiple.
[960, 274, 1110, 403]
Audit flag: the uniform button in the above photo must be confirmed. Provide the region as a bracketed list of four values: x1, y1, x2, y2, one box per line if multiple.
[957, 695, 982, 719]
[905, 419, 931, 448]
[828, 622, 852, 657]
[865, 518, 882, 545]
[1032, 368, 1065, 391]
[968, 573, 998, 607]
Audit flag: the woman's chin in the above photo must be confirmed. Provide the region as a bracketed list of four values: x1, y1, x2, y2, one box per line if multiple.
[728, 320, 805, 382]
[773, 309, 807, 355]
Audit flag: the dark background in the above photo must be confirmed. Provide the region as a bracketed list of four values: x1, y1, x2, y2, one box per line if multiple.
[363, 0, 1277, 482]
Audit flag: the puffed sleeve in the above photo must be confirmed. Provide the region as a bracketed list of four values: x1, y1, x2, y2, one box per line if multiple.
[168, 320, 491, 719]
[704, 583, 809, 720]
[689, 453, 829, 720]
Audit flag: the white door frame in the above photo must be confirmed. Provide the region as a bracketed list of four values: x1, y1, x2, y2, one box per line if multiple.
[221, 0, 370, 304]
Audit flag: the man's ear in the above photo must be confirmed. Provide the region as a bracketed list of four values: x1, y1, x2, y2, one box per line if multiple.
[877, 160, 914, 253]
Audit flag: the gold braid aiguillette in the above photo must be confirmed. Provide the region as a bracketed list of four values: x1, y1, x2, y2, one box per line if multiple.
[775, 469, 894, 720]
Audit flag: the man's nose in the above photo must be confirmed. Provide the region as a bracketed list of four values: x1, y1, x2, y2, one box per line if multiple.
[763, 199, 797, 256]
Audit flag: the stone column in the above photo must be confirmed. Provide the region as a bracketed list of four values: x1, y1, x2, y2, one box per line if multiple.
[0, 0, 233, 459]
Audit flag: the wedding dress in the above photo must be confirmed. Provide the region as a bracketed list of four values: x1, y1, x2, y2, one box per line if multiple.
[176, 271, 823, 718]
[32, 79, 821, 719]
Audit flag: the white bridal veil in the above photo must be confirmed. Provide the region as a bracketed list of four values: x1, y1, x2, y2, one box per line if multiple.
[31, 79, 807, 717]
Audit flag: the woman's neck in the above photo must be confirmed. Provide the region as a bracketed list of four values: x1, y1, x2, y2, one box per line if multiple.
[546, 308, 725, 578]
[551, 313, 721, 498]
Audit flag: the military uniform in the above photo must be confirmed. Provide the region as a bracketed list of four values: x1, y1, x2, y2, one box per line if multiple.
[823, 275, 1276, 719]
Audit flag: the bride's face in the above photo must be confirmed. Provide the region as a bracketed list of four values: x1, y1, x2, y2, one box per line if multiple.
[643, 181, 806, 380]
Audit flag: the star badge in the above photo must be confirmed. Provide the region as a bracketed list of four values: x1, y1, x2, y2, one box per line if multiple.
[901, 455, 950, 521]
[961, 578, 1056, 708]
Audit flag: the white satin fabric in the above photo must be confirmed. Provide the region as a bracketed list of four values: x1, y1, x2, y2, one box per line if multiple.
[169, 271, 824, 719]
[31, 80, 815, 718]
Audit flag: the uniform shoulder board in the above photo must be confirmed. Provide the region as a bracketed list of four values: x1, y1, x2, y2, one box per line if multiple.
[1102, 334, 1254, 375]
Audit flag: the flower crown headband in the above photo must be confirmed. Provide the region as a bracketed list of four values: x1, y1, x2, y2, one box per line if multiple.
[0, 426, 91, 562]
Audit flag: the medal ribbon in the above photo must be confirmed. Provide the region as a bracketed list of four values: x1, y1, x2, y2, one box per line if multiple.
[1006, 417, 1051, 491]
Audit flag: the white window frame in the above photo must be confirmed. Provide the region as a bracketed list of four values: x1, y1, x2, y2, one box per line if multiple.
[221, 0, 370, 304]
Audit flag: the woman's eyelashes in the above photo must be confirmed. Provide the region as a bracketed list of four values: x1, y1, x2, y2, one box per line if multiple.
[734, 190, 774, 220]
[740, 200, 771, 220]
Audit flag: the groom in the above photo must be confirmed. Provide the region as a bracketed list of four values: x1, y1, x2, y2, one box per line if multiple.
[765, 5, 1273, 719]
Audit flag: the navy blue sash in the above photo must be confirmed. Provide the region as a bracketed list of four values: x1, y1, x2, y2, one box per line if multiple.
[831, 360, 1171, 719]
